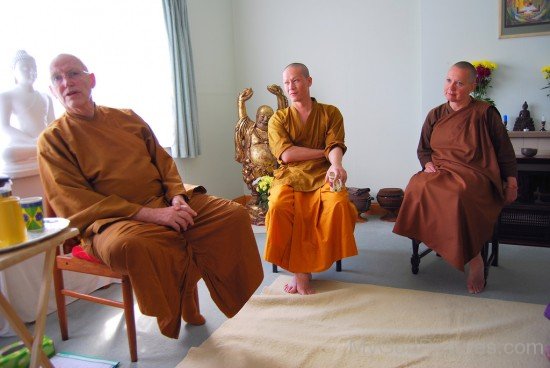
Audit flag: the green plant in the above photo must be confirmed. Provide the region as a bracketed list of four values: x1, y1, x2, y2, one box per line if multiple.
[253, 175, 273, 209]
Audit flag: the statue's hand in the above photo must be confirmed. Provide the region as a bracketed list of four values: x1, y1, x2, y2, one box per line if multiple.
[239, 88, 253, 101]
[267, 84, 284, 96]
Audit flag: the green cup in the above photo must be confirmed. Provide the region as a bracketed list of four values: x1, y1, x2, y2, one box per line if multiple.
[20, 196, 44, 232]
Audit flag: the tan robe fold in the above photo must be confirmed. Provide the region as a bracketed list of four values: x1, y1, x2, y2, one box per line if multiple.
[265, 99, 358, 273]
[393, 100, 517, 270]
[38, 106, 263, 338]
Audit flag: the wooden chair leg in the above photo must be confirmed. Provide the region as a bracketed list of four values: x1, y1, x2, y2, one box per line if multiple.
[410, 238, 433, 274]
[481, 242, 490, 282]
[273, 261, 341, 273]
[491, 222, 500, 267]
[52, 249, 69, 340]
[491, 240, 500, 267]
[411, 239, 421, 274]
[121, 276, 137, 362]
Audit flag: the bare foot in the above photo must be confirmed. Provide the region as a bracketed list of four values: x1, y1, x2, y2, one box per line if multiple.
[182, 286, 206, 325]
[467, 254, 485, 294]
[284, 273, 315, 295]
[283, 277, 298, 294]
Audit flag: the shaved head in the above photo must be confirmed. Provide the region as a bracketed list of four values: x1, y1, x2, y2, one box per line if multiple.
[284, 63, 310, 78]
[50, 54, 88, 74]
[452, 61, 477, 83]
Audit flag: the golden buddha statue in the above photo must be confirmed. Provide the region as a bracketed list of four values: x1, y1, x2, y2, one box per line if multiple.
[234, 84, 287, 224]
[235, 85, 287, 190]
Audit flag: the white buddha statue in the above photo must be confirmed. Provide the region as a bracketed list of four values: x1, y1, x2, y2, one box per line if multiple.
[0, 50, 54, 177]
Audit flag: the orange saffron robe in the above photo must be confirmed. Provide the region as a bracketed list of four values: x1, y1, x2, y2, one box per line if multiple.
[38, 106, 263, 338]
[265, 99, 358, 273]
[393, 100, 517, 270]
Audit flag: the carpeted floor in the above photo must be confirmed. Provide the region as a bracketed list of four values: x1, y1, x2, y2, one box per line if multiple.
[0, 217, 548, 367]
[179, 276, 549, 368]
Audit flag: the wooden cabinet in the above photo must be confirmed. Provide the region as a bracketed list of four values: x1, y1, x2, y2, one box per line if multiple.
[492, 155, 550, 262]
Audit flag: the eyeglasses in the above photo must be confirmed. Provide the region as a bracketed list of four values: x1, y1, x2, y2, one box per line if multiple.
[50, 70, 90, 86]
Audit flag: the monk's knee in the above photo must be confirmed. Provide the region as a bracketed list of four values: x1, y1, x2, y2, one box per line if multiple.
[233, 202, 250, 221]
[224, 202, 251, 225]
[330, 196, 353, 214]
[101, 234, 146, 268]
[267, 199, 292, 217]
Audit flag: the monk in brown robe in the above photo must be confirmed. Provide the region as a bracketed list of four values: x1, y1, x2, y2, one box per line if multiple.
[265, 63, 358, 295]
[38, 54, 263, 338]
[393, 61, 517, 294]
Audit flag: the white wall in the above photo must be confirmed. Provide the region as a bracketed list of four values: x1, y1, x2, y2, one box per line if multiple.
[231, 0, 422, 196]
[185, 0, 550, 199]
[421, 0, 550, 131]
[175, 0, 243, 199]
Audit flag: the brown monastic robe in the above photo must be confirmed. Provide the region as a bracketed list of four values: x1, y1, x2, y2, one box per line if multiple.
[393, 99, 517, 270]
[38, 106, 263, 338]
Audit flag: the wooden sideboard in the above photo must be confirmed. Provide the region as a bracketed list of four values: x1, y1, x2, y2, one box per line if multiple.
[489, 155, 550, 265]
[507, 131, 550, 158]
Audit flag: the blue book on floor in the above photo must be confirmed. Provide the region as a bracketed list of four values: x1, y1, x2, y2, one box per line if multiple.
[50, 352, 119, 368]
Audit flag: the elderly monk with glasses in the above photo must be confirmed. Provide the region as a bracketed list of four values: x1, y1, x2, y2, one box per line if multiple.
[265, 63, 358, 295]
[38, 54, 263, 338]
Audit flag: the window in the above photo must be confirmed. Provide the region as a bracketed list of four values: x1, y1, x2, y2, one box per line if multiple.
[0, 0, 174, 146]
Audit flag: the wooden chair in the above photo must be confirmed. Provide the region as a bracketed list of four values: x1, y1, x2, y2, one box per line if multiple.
[272, 260, 342, 273]
[53, 245, 138, 362]
[410, 239, 495, 281]
[49, 204, 202, 363]
[46, 200, 138, 362]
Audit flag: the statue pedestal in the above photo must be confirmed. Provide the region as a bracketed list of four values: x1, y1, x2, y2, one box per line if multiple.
[11, 173, 43, 197]
[1, 161, 43, 198]
[233, 194, 267, 226]
[246, 199, 267, 226]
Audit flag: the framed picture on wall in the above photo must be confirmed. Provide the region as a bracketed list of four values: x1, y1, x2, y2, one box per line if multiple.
[499, 0, 550, 38]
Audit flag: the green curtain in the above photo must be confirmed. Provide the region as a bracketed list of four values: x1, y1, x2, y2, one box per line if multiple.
[162, 0, 200, 158]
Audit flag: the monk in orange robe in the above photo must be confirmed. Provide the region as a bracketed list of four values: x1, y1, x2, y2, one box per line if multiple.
[393, 61, 517, 294]
[38, 54, 263, 338]
[265, 63, 358, 295]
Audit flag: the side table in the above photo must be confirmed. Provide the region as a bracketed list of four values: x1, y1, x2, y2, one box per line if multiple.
[0, 219, 78, 368]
